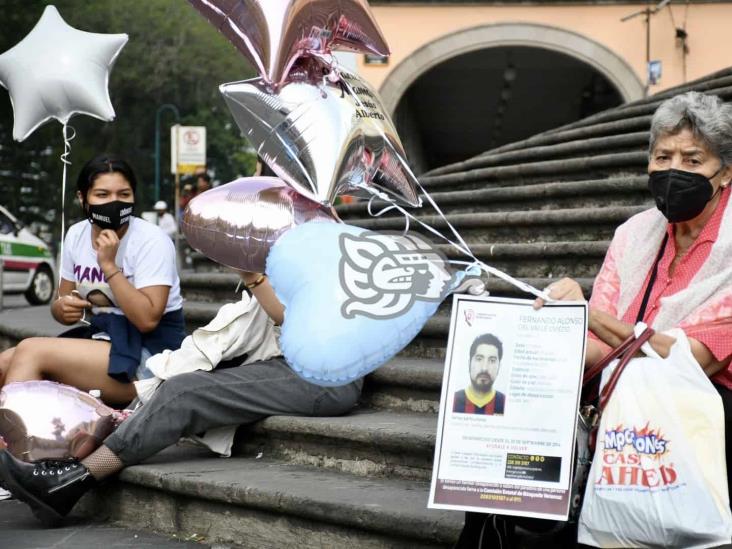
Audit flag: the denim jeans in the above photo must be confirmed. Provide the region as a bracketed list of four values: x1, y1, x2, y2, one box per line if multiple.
[104, 357, 363, 465]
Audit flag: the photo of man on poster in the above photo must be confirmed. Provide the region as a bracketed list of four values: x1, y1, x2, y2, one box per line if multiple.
[453, 333, 506, 415]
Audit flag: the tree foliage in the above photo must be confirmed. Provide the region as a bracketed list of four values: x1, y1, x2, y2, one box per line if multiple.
[0, 0, 257, 244]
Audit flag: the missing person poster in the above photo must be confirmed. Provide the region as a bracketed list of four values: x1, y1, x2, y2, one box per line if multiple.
[428, 294, 587, 521]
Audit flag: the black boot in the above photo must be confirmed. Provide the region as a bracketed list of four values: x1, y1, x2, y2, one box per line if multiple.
[0, 449, 96, 526]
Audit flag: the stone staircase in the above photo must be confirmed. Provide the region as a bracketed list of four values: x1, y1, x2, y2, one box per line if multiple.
[97, 68, 732, 547]
[5, 68, 732, 546]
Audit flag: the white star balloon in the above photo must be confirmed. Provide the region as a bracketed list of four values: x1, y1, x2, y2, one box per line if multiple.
[0, 5, 128, 141]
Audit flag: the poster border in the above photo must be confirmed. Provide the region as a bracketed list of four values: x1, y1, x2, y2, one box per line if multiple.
[428, 294, 588, 521]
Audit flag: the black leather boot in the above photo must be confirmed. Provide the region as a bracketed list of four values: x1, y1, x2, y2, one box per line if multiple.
[0, 449, 96, 526]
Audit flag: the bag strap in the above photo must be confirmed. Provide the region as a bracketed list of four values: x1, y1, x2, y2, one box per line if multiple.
[598, 326, 654, 412]
[585, 326, 655, 451]
[582, 332, 638, 388]
[635, 232, 669, 324]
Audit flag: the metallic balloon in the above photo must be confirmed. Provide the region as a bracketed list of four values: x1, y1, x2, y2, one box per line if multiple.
[0, 5, 128, 142]
[187, 0, 389, 86]
[0, 381, 117, 463]
[220, 62, 421, 208]
[181, 176, 338, 272]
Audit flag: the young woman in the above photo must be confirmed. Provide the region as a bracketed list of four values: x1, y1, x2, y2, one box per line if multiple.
[0, 154, 185, 407]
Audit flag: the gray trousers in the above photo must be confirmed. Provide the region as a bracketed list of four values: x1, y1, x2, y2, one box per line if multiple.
[104, 357, 363, 465]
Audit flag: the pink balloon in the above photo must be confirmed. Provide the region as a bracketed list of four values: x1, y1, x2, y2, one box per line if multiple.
[187, 0, 389, 86]
[181, 176, 338, 272]
[0, 381, 117, 463]
[220, 61, 421, 208]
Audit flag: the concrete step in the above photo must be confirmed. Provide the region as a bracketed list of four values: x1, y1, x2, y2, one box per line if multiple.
[180, 242, 608, 303]
[235, 408, 439, 480]
[338, 177, 651, 218]
[426, 117, 652, 177]
[543, 80, 732, 138]
[181, 300, 220, 331]
[182, 270, 596, 334]
[426, 132, 648, 177]
[349, 205, 644, 243]
[189, 251, 228, 272]
[474, 78, 732, 161]
[420, 152, 647, 191]
[362, 357, 444, 413]
[80, 448, 462, 549]
[180, 271, 242, 302]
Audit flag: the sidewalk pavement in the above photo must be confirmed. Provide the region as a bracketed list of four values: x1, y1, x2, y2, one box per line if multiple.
[0, 294, 69, 341]
[0, 299, 211, 547]
[0, 499, 206, 548]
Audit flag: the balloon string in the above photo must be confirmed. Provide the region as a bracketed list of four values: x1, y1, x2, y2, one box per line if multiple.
[59, 123, 76, 291]
[414, 177, 472, 258]
[356, 183, 552, 301]
[366, 194, 410, 235]
[334, 65, 549, 299]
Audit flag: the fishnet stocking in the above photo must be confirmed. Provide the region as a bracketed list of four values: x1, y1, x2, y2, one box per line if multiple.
[81, 445, 124, 480]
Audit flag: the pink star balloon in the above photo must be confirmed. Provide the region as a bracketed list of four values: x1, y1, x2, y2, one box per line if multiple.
[187, 0, 389, 86]
[220, 62, 421, 208]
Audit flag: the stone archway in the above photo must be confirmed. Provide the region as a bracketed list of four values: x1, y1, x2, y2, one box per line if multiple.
[379, 23, 644, 116]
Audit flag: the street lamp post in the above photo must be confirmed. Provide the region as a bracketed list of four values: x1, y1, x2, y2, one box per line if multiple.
[154, 104, 180, 203]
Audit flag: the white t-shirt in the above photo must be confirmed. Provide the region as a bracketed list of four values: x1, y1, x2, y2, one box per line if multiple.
[61, 217, 183, 316]
[157, 212, 177, 238]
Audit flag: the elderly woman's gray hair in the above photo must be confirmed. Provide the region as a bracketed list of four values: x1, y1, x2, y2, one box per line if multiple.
[649, 91, 732, 167]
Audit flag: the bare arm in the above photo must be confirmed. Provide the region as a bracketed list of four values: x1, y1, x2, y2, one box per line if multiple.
[103, 274, 170, 333]
[96, 229, 170, 333]
[535, 277, 728, 376]
[589, 308, 728, 375]
[239, 272, 285, 325]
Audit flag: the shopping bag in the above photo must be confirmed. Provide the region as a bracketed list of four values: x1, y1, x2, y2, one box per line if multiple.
[578, 328, 732, 548]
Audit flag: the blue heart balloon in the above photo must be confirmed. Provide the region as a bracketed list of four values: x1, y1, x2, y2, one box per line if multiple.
[266, 221, 461, 386]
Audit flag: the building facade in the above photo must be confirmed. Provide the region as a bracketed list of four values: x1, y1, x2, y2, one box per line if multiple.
[354, 1, 732, 172]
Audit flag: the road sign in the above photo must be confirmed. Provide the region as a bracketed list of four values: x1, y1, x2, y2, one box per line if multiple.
[171, 125, 206, 174]
[648, 60, 662, 85]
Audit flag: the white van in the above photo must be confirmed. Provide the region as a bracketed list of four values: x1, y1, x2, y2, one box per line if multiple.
[0, 205, 55, 304]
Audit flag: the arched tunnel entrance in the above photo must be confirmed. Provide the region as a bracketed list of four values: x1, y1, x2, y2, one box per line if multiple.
[393, 46, 625, 173]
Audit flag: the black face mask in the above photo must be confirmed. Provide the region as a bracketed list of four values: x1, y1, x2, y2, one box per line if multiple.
[87, 201, 134, 230]
[648, 168, 722, 223]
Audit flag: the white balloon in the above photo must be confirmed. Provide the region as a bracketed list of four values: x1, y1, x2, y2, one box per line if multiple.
[0, 5, 128, 141]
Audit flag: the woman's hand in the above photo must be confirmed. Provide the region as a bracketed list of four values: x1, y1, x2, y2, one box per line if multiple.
[95, 229, 121, 271]
[533, 277, 585, 309]
[55, 294, 92, 324]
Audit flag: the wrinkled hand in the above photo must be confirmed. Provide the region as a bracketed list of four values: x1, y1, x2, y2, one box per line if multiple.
[96, 229, 120, 269]
[533, 277, 585, 310]
[57, 294, 92, 323]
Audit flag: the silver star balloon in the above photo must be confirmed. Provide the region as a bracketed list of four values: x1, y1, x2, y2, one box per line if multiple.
[0, 5, 128, 141]
[187, 0, 389, 86]
[220, 62, 421, 207]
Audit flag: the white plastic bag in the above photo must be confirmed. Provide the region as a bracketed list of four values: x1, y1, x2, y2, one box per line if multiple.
[578, 328, 732, 548]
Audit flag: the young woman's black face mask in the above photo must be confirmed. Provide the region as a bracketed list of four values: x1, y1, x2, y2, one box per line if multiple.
[647, 167, 723, 223]
[86, 200, 134, 230]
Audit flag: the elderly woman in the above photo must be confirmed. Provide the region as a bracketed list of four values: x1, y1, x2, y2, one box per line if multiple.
[457, 91, 732, 548]
[544, 91, 732, 417]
